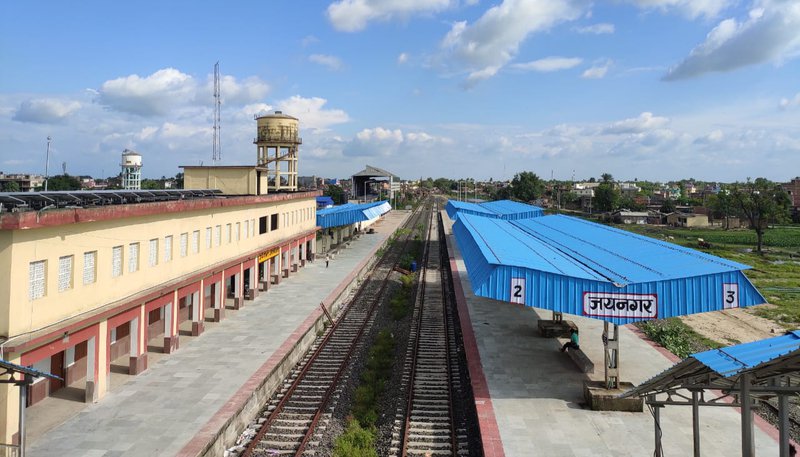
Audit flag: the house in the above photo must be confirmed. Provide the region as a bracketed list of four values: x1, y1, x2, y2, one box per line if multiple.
[611, 210, 649, 225]
[666, 212, 709, 228]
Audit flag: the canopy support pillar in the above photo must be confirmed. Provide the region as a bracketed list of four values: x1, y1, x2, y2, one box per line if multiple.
[603, 322, 619, 389]
[692, 390, 701, 457]
[779, 393, 790, 457]
[741, 372, 754, 457]
[650, 394, 663, 457]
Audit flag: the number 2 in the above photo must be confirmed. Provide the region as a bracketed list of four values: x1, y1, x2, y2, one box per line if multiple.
[513, 285, 522, 298]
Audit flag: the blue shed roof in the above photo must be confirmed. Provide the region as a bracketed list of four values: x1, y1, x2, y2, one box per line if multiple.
[316, 200, 391, 228]
[453, 213, 766, 324]
[445, 199, 544, 221]
[693, 330, 800, 377]
[316, 196, 335, 207]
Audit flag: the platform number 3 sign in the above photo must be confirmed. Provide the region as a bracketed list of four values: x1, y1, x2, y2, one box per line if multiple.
[723, 283, 739, 309]
[510, 278, 526, 305]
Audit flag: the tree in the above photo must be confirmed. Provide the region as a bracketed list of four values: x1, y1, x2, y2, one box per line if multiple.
[324, 184, 346, 205]
[729, 178, 791, 254]
[660, 198, 676, 214]
[46, 174, 81, 191]
[1, 181, 20, 192]
[594, 173, 619, 212]
[509, 171, 544, 202]
[600, 173, 613, 183]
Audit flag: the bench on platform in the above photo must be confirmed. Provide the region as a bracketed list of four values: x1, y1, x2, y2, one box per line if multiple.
[558, 338, 595, 374]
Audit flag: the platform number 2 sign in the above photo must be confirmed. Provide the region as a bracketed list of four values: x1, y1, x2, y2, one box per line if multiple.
[723, 283, 739, 309]
[510, 278, 526, 305]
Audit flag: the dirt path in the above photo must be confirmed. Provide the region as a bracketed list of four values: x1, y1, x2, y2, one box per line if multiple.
[679, 306, 785, 346]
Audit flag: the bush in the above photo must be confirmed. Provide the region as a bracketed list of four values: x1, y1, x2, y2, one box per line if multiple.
[333, 419, 377, 457]
[638, 318, 720, 358]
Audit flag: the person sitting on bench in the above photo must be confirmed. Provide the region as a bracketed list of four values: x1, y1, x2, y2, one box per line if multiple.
[560, 328, 580, 352]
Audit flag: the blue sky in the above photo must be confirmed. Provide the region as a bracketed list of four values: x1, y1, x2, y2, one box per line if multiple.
[1, 0, 799, 182]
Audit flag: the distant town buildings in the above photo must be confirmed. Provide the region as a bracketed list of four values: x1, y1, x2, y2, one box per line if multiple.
[0, 173, 45, 192]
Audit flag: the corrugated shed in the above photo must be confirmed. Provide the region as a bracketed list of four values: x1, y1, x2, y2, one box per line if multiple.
[316, 200, 391, 228]
[445, 199, 544, 221]
[453, 213, 766, 325]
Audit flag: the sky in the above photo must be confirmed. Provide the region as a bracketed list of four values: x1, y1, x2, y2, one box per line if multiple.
[1, 0, 800, 183]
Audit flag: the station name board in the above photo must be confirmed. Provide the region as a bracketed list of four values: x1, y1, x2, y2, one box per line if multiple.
[582, 292, 658, 319]
[257, 248, 281, 263]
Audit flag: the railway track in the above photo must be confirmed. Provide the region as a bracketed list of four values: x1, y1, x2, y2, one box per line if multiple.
[389, 204, 472, 456]
[240, 203, 431, 457]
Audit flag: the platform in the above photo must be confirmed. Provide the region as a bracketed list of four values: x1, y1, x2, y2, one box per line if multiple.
[25, 211, 409, 457]
[443, 211, 781, 457]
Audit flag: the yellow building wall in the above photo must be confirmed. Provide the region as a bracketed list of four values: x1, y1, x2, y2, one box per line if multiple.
[3, 197, 316, 339]
[184, 167, 260, 195]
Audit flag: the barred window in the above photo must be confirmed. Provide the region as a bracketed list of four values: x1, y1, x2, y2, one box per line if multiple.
[206, 227, 212, 249]
[215, 225, 221, 246]
[29, 260, 46, 300]
[235, 222, 240, 241]
[149, 239, 158, 267]
[58, 255, 73, 292]
[192, 230, 200, 254]
[244, 220, 249, 239]
[83, 251, 96, 285]
[164, 235, 173, 262]
[128, 243, 139, 273]
[251, 219, 256, 237]
[180, 233, 188, 257]
[226, 224, 232, 243]
[112, 246, 123, 278]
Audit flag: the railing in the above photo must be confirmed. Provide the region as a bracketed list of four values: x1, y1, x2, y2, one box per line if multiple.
[253, 135, 303, 144]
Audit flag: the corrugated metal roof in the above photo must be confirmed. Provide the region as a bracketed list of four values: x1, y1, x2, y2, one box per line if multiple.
[622, 331, 800, 398]
[0, 358, 61, 380]
[445, 199, 544, 221]
[316, 200, 391, 228]
[693, 330, 800, 377]
[452, 213, 766, 324]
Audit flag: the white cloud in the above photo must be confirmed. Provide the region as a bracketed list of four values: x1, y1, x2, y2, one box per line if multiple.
[581, 59, 613, 78]
[780, 93, 800, 109]
[13, 98, 81, 124]
[346, 127, 452, 157]
[511, 56, 583, 72]
[575, 22, 615, 34]
[309, 54, 344, 71]
[397, 52, 409, 64]
[301, 35, 319, 47]
[664, 1, 800, 80]
[603, 112, 670, 134]
[694, 129, 725, 144]
[622, 0, 733, 19]
[327, 0, 455, 32]
[98, 68, 196, 116]
[275, 95, 349, 130]
[214, 75, 270, 105]
[441, 0, 587, 85]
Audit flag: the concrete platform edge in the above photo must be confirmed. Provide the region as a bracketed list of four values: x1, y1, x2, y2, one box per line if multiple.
[445, 228, 505, 457]
[177, 217, 405, 457]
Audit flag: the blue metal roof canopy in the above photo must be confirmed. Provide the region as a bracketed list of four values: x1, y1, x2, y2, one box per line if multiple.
[452, 213, 765, 325]
[621, 332, 800, 456]
[445, 199, 544, 222]
[316, 200, 392, 229]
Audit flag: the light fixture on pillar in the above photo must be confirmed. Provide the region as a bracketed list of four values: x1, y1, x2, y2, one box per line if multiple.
[62, 332, 69, 344]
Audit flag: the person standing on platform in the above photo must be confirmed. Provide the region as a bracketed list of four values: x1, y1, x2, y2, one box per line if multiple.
[325, 254, 330, 268]
[561, 328, 580, 352]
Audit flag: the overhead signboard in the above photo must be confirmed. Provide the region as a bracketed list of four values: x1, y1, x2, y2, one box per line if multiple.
[582, 292, 658, 320]
[258, 247, 281, 263]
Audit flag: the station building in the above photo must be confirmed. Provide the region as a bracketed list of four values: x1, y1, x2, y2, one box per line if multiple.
[0, 112, 319, 444]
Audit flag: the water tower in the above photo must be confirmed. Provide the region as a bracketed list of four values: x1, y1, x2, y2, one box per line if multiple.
[120, 149, 142, 190]
[254, 111, 301, 192]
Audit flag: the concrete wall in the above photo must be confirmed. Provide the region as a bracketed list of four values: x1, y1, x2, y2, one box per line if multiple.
[184, 168, 259, 195]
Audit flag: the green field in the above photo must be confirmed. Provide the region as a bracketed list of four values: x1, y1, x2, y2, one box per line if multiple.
[620, 224, 800, 326]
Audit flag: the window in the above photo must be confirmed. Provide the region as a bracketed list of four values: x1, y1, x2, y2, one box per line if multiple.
[215, 225, 221, 246]
[164, 235, 173, 262]
[259, 216, 267, 234]
[206, 227, 212, 249]
[244, 220, 249, 239]
[149, 239, 158, 267]
[192, 230, 200, 254]
[235, 222, 240, 241]
[112, 246, 123, 277]
[271, 213, 279, 231]
[251, 219, 256, 237]
[180, 233, 188, 257]
[129, 243, 139, 273]
[58, 255, 73, 292]
[83, 251, 97, 285]
[29, 260, 46, 300]
[226, 224, 232, 243]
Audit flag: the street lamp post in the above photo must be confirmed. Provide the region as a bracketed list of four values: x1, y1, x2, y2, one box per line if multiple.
[44, 136, 51, 192]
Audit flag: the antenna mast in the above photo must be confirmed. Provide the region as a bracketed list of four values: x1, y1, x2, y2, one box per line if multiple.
[212, 62, 221, 164]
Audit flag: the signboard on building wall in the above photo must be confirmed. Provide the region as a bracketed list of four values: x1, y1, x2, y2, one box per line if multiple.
[258, 247, 281, 263]
[723, 283, 739, 309]
[582, 292, 658, 319]
[510, 278, 526, 305]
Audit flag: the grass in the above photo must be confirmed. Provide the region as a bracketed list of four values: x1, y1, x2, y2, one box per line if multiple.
[621, 224, 800, 328]
[637, 318, 722, 358]
[333, 329, 395, 457]
[390, 273, 416, 320]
